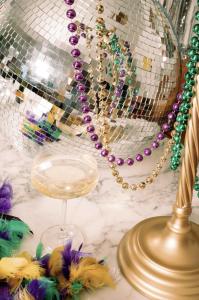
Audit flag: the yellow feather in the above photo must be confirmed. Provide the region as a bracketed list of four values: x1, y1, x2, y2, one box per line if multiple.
[49, 246, 64, 276]
[0, 257, 28, 279]
[70, 257, 115, 290]
[18, 261, 43, 279]
[17, 289, 34, 300]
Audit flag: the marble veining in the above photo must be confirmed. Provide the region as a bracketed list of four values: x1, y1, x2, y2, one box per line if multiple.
[0, 136, 199, 300]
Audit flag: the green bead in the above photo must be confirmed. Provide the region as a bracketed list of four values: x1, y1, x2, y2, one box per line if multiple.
[189, 67, 197, 76]
[194, 183, 199, 191]
[186, 78, 195, 87]
[183, 84, 193, 91]
[190, 54, 199, 62]
[114, 59, 120, 65]
[185, 72, 194, 80]
[179, 103, 191, 113]
[193, 24, 199, 35]
[176, 124, 186, 133]
[190, 36, 199, 48]
[195, 11, 199, 21]
[186, 61, 196, 69]
[182, 90, 193, 101]
[172, 144, 183, 152]
[170, 165, 178, 171]
[187, 49, 197, 57]
[173, 135, 181, 143]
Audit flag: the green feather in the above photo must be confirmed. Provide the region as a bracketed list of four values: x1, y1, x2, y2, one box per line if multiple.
[39, 277, 60, 300]
[36, 242, 44, 260]
[0, 218, 30, 258]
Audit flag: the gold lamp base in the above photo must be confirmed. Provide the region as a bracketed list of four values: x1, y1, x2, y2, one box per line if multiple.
[118, 213, 199, 300]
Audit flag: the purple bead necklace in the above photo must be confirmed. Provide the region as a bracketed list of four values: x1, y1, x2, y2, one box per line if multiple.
[64, 0, 181, 167]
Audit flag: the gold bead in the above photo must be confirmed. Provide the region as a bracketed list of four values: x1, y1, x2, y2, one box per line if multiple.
[139, 182, 146, 189]
[116, 177, 123, 184]
[112, 170, 119, 177]
[122, 182, 129, 189]
[96, 4, 104, 13]
[110, 163, 116, 169]
[146, 177, 153, 184]
[168, 139, 174, 146]
[156, 163, 162, 169]
[131, 184, 137, 191]
[160, 156, 167, 162]
[171, 130, 176, 137]
[96, 17, 105, 24]
[152, 170, 158, 177]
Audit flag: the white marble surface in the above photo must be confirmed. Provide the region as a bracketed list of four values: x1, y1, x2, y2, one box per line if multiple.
[1, 136, 199, 300]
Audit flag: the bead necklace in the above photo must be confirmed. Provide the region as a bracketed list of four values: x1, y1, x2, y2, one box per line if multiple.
[76, 9, 180, 168]
[64, 0, 193, 191]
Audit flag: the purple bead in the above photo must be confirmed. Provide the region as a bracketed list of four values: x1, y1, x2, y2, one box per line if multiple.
[176, 92, 182, 102]
[75, 72, 84, 81]
[168, 112, 176, 121]
[79, 23, 85, 30]
[152, 141, 159, 149]
[119, 69, 126, 77]
[108, 155, 116, 162]
[87, 125, 95, 133]
[91, 134, 98, 141]
[136, 154, 143, 162]
[66, 9, 76, 19]
[127, 158, 134, 166]
[95, 142, 102, 150]
[116, 158, 124, 166]
[71, 49, 81, 57]
[65, 0, 74, 5]
[79, 95, 87, 102]
[73, 60, 82, 69]
[101, 149, 109, 157]
[172, 103, 180, 112]
[115, 89, 122, 97]
[157, 132, 165, 140]
[69, 35, 79, 45]
[162, 123, 170, 132]
[81, 33, 86, 38]
[77, 84, 86, 92]
[144, 148, 152, 156]
[84, 115, 92, 124]
[82, 105, 90, 113]
[68, 23, 77, 32]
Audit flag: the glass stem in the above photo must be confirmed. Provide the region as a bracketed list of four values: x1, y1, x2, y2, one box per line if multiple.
[62, 200, 68, 228]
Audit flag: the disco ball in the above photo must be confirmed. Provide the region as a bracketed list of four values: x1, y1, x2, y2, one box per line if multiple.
[0, 0, 181, 161]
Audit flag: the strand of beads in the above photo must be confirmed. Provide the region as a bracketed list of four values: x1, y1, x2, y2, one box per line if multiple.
[170, 7, 199, 171]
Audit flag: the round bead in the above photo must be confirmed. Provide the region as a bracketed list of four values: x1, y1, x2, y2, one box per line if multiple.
[87, 125, 95, 133]
[69, 35, 79, 46]
[176, 92, 182, 102]
[73, 60, 82, 69]
[71, 49, 81, 57]
[193, 24, 199, 35]
[190, 36, 199, 48]
[68, 23, 77, 32]
[157, 132, 165, 140]
[152, 141, 159, 149]
[116, 158, 124, 166]
[119, 69, 126, 77]
[122, 182, 129, 189]
[112, 170, 119, 177]
[84, 115, 92, 124]
[139, 182, 146, 189]
[101, 149, 109, 157]
[116, 177, 123, 184]
[91, 134, 98, 141]
[66, 9, 76, 19]
[162, 123, 170, 132]
[144, 148, 152, 156]
[131, 184, 137, 191]
[136, 154, 143, 162]
[95, 142, 102, 150]
[77, 84, 86, 92]
[172, 103, 180, 112]
[146, 177, 153, 184]
[195, 11, 199, 21]
[168, 112, 176, 121]
[78, 95, 87, 102]
[108, 155, 116, 162]
[127, 158, 134, 166]
[65, 0, 74, 5]
[75, 72, 84, 81]
[82, 105, 90, 113]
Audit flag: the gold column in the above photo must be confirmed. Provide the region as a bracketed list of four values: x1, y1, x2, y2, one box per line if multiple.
[117, 77, 199, 300]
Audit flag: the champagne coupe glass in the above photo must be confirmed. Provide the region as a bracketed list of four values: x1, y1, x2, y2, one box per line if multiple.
[31, 151, 99, 251]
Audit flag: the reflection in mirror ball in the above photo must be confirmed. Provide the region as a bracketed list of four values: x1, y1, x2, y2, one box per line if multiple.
[0, 0, 181, 162]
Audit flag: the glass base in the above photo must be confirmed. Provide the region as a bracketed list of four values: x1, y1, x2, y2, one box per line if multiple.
[40, 224, 85, 253]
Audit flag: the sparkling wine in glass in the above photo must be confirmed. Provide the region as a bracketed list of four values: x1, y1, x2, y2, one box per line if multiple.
[31, 152, 99, 251]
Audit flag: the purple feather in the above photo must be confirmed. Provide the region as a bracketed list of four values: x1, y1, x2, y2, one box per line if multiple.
[39, 254, 50, 275]
[27, 280, 46, 300]
[62, 240, 90, 278]
[0, 283, 13, 300]
[0, 231, 10, 240]
[0, 182, 13, 213]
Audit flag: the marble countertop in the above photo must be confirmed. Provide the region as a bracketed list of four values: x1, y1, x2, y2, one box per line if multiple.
[1, 136, 199, 300]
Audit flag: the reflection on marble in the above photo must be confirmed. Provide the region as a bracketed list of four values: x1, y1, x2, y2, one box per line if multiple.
[1, 135, 199, 300]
